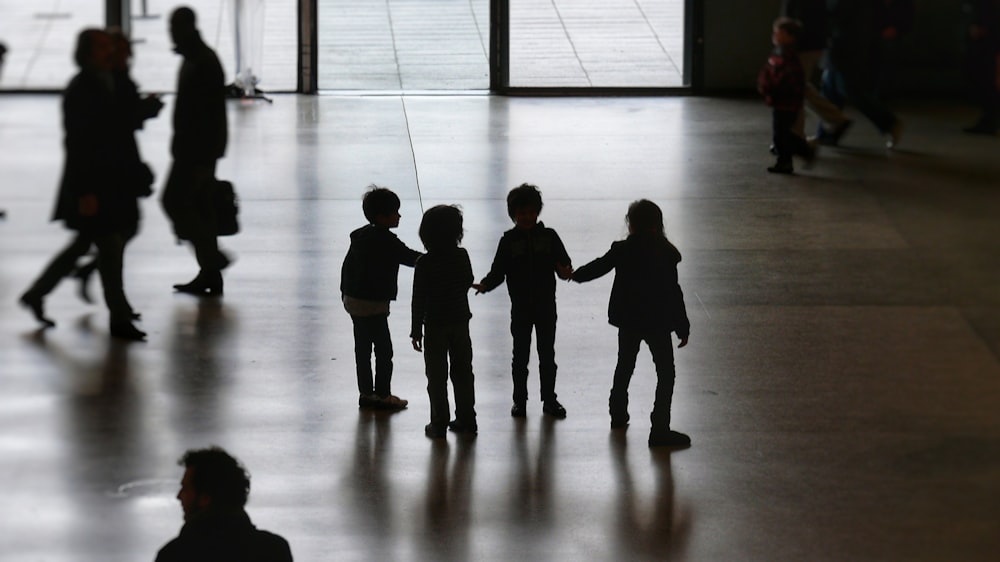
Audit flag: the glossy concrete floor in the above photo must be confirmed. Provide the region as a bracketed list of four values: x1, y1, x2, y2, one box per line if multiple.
[2, 93, 1000, 561]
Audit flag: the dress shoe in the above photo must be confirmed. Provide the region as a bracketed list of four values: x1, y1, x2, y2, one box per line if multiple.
[19, 292, 55, 328]
[110, 322, 146, 341]
[173, 274, 223, 297]
[510, 402, 526, 418]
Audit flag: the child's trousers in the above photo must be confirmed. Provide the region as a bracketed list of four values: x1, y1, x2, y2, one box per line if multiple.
[510, 301, 558, 405]
[610, 327, 676, 431]
[351, 314, 393, 397]
[424, 320, 476, 428]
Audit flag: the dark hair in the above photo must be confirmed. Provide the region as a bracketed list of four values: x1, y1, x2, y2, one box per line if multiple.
[626, 199, 666, 239]
[419, 205, 464, 251]
[362, 185, 401, 222]
[773, 16, 802, 41]
[179, 447, 251, 509]
[74, 28, 107, 68]
[506, 183, 543, 220]
[171, 6, 197, 28]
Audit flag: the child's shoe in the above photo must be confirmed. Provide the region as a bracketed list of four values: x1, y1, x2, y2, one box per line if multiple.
[424, 423, 446, 439]
[447, 419, 478, 435]
[510, 402, 527, 418]
[648, 429, 691, 449]
[358, 393, 382, 409]
[379, 394, 408, 410]
[767, 161, 794, 174]
[542, 400, 567, 419]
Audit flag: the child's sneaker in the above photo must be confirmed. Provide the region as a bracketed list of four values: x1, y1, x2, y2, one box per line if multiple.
[648, 430, 691, 449]
[379, 394, 408, 410]
[358, 393, 382, 409]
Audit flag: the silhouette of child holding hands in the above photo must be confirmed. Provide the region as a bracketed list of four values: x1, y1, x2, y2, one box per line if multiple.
[341, 186, 422, 410]
[473, 184, 573, 419]
[572, 200, 692, 448]
[410, 205, 477, 438]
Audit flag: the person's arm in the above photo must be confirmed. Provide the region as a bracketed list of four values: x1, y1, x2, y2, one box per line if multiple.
[410, 261, 426, 351]
[393, 235, 423, 267]
[571, 245, 616, 283]
[551, 229, 574, 280]
[473, 237, 507, 294]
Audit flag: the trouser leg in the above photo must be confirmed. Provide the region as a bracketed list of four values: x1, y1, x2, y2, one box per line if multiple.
[535, 305, 558, 403]
[610, 328, 642, 420]
[24, 233, 93, 298]
[371, 315, 394, 397]
[352, 315, 376, 395]
[448, 322, 476, 426]
[646, 330, 677, 432]
[510, 307, 532, 404]
[92, 231, 130, 325]
[424, 325, 451, 427]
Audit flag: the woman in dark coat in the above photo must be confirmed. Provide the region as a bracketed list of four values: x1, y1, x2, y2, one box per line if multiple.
[19, 28, 146, 340]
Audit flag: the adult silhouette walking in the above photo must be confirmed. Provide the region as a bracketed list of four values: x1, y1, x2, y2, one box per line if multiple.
[162, 6, 230, 297]
[19, 29, 146, 341]
[72, 28, 163, 305]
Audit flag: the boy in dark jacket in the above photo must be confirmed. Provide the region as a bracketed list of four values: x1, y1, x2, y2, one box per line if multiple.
[473, 184, 573, 419]
[758, 16, 814, 174]
[573, 200, 691, 448]
[341, 186, 422, 409]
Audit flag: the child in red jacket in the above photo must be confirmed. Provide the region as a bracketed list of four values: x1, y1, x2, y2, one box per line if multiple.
[758, 17, 815, 174]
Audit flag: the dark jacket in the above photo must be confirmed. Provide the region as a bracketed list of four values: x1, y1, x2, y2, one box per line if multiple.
[171, 31, 227, 164]
[758, 47, 805, 111]
[477, 222, 572, 306]
[155, 509, 292, 562]
[52, 68, 133, 233]
[573, 234, 690, 337]
[341, 224, 422, 301]
[410, 246, 473, 339]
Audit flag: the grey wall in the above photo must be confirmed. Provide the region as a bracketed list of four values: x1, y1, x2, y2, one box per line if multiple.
[702, 0, 967, 97]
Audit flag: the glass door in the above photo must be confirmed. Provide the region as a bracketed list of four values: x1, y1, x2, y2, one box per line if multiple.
[318, 0, 491, 91]
[507, 0, 686, 88]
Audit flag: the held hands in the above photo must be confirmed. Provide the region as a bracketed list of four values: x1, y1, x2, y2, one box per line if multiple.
[411, 337, 422, 352]
[555, 263, 574, 280]
[472, 283, 486, 295]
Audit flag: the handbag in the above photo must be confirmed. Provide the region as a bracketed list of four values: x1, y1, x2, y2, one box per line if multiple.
[214, 179, 240, 236]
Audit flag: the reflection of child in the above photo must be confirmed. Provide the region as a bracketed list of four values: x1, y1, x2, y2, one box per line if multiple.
[758, 16, 813, 174]
[410, 205, 477, 438]
[341, 186, 421, 410]
[572, 200, 692, 448]
[473, 184, 573, 419]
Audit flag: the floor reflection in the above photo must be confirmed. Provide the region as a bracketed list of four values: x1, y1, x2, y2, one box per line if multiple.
[165, 299, 235, 435]
[347, 409, 397, 559]
[609, 432, 690, 559]
[423, 436, 475, 561]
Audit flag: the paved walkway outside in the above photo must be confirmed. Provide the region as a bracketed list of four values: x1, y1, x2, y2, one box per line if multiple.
[0, 0, 684, 92]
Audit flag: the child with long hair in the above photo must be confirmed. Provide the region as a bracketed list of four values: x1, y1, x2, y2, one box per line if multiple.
[410, 205, 477, 438]
[572, 200, 692, 448]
